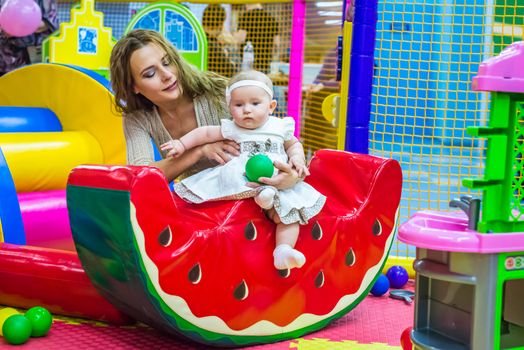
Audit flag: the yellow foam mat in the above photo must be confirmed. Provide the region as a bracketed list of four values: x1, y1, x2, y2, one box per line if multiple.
[291, 338, 401, 349]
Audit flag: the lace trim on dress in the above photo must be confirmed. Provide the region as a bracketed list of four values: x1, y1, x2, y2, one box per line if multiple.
[274, 194, 327, 225]
[174, 183, 257, 203]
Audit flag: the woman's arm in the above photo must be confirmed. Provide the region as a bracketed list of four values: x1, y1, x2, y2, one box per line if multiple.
[124, 117, 215, 182]
[124, 116, 158, 166]
[124, 116, 239, 182]
[154, 141, 240, 182]
[152, 148, 205, 181]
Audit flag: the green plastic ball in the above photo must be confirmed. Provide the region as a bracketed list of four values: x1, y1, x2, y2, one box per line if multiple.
[245, 154, 274, 182]
[25, 307, 52, 337]
[2, 314, 32, 345]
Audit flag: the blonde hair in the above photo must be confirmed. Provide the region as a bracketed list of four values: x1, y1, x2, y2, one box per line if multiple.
[228, 70, 274, 91]
[110, 29, 228, 115]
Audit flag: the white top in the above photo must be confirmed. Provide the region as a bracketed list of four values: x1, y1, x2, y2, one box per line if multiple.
[221, 116, 294, 147]
[174, 116, 326, 225]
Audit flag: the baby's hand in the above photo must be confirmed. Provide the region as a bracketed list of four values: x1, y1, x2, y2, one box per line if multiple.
[289, 155, 310, 178]
[160, 139, 186, 158]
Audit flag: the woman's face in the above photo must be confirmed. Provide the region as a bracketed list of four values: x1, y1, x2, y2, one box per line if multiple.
[130, 43, 182, 106]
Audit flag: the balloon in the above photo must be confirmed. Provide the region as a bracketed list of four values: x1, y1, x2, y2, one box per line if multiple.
[0, 0, 42, 37]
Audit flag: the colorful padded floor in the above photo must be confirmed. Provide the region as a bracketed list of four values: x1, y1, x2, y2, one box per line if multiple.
[0, 282, 414, 349]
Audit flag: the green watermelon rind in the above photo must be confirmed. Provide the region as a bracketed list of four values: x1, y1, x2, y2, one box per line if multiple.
[129, 203, 398, 346]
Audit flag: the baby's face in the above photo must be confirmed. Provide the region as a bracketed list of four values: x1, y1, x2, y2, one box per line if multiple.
[229, 86, 276, 130]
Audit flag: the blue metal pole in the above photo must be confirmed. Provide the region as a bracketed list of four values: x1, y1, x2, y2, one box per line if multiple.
[345, 0, 378, 153]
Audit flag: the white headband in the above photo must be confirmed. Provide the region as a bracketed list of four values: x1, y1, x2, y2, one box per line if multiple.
[225, 80, 273, 105]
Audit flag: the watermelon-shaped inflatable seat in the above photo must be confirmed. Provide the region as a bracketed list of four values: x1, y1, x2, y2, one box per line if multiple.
[66, 149, 402, 347]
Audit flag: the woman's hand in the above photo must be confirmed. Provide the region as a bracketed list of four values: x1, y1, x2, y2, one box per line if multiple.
[247, 160, 300, 190]
[245, 161, 301, 225]
[200, 140, 240, 164]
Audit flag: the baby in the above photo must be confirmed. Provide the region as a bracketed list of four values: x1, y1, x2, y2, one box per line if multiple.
[161, 70, 326, 270]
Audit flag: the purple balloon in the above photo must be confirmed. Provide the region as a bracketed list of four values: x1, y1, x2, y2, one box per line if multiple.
[0, 0, 42, 37]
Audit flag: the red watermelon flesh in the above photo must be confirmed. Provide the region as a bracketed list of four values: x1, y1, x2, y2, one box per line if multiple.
[67, 149, 402, 344]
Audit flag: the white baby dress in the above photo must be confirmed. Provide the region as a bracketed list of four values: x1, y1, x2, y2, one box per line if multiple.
[174, 116, 326, 224]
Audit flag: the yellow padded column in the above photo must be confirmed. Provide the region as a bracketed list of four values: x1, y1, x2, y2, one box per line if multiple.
[0, 131, 103, 192]
[0, 64, 125, 165]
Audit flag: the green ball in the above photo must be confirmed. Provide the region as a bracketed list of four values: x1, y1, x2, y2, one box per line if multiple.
[245, 154, 274, 183]
[25, 307, 52, 337]
[2, 314, 32, 345]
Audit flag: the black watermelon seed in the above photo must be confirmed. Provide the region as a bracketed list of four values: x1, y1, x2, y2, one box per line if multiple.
[244, 221, 257, 240]
[372, 219, 382, 236]
[345, 248, 356, 266]
[188, 263, 202, 284]
[233, 280, 249, 300]
[311, 221, 323, 240]
[315, 271, 325, 288]
[278, 268, 290, 278]
[158, 226, 172, 246]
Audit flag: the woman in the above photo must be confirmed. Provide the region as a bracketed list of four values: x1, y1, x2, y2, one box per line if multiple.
[109, 29, 299, 195]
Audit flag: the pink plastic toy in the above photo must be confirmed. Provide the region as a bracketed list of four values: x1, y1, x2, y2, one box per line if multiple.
[472, 41, 524, 93]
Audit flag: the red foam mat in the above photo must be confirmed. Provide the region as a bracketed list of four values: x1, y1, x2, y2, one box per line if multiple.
[0, 283, 414, 349]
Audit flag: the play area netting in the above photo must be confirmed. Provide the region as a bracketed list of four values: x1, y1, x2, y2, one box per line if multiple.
[0, 1, 403, 346]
